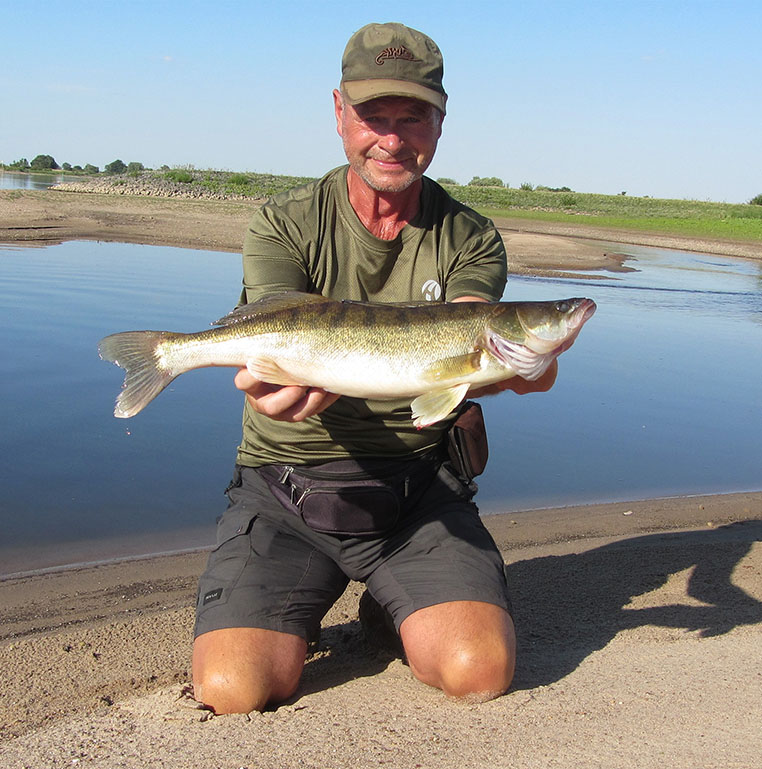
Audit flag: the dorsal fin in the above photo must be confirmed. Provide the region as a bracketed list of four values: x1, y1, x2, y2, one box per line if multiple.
[212, 292, 334, 326]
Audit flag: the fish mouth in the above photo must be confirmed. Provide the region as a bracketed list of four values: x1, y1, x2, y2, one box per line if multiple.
[577, 298, 597, 324]
[551, 298, 596, 353]
[518, 298, 597, 353]
[550, 300, 595, 353]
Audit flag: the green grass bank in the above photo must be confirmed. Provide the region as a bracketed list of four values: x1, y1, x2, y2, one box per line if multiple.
[49, 167, 762, 244]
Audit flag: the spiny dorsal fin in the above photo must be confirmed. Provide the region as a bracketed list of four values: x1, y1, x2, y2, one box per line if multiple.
[213, 292, 334, 326]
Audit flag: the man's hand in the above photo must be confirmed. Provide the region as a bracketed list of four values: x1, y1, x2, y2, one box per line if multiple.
[233, 367, 341, 422]
[469, 359, 559, 398]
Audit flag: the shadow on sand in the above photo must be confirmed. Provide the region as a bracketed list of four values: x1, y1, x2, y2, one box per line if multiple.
[507, 520, 762, 690]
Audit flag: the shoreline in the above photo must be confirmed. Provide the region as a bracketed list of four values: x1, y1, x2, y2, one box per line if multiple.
[2, 488, 760, 581]
[3, 189, 762, 279]
[3, 491, 760, 637]
[1, 188, 760, 766]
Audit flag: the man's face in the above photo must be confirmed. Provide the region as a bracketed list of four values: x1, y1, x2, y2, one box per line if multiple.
[334, 91, 443, 194]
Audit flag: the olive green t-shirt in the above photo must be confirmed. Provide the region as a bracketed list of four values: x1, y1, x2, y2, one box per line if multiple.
[236, 165, 507, 467]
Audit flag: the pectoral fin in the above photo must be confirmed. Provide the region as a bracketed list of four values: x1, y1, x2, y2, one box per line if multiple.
[420, 352, 483, 383]
[246, 357, 306, 387]
[410, 383, 470, 428]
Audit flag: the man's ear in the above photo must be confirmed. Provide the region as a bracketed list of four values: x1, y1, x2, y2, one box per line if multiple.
[332, 89, 344, 137]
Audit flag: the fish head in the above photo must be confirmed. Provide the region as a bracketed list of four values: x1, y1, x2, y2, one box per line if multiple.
[513, 298, 597, 353]
[485, 298, 596, 380]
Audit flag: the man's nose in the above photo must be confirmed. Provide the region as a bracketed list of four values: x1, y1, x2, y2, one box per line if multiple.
[378, 128, 403, 153]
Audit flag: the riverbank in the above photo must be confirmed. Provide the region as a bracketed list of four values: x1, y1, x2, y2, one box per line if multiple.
[2, 189, 762, 280]
[1, 492, 760, 767]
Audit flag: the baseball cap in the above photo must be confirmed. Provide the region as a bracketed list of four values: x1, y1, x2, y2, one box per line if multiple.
[340, 22, 447, 114]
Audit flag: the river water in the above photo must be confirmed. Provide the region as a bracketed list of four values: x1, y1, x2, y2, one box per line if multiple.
[1, 240, 760, 574]
[0, 171, 84, 190]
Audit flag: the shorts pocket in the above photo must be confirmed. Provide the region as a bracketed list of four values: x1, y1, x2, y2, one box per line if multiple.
[214, 504, 258, 550]
[196, 508, 257, 621]
[215, 466, 258, 549]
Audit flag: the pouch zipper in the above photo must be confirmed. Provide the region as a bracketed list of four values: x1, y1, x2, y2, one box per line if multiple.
[278, 464, 404, 482]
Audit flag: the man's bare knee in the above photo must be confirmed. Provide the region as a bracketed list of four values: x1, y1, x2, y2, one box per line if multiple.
[433, 644, 514, 701]
[401, 601, 516, 701]
[192, 627, 306, 714]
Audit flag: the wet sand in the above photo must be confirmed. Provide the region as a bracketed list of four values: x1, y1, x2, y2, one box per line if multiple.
[1, 188, 760, 767]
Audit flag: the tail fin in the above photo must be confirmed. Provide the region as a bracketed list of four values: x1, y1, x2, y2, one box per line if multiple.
[98, 331, 179, 418]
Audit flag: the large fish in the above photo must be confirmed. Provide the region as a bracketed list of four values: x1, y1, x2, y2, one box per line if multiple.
[99, 292, 596, 427]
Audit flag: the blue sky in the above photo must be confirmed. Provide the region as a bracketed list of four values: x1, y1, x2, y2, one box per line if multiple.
[2, 0, 760, 203]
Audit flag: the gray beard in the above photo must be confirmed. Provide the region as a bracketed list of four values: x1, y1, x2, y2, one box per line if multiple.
[353, 163, 418, 194]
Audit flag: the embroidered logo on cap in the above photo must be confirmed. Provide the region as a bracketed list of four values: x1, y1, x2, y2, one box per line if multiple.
[375, 46, 421, 66]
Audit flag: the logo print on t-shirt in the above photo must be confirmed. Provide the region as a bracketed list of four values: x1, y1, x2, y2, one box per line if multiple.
[421, 280, 442, 301]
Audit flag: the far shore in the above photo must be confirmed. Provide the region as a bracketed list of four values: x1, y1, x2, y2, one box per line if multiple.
[2, 188, 762, 280]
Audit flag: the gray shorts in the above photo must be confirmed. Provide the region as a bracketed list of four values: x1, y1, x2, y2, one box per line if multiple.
[194, 462, 510, 642]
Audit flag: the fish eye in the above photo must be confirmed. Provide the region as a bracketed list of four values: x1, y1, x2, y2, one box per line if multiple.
[554, 301, 571, 313]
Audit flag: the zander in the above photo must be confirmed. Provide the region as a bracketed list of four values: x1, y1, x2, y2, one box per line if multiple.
[99, 292, 596, 427]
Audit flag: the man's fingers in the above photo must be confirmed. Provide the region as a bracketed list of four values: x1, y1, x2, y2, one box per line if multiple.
[233, 368, 340, 422]
[283, 389, 341, 422]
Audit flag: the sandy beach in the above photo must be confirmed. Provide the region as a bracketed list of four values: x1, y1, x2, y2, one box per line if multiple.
[1, 188, 761, 768]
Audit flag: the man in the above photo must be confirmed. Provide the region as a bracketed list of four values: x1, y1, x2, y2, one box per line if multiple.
[192, 22, 556, 714]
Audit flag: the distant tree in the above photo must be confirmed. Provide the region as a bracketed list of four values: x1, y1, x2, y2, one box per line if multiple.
[9, 157, 30, 170]
[72, 165, 83, 172]
[468, 176, 504, 187]
[749, 193, 762, 206]
[83, 164, 99, 174]
[126, 161, 145, 175]
[62, 162, 72, 171]
[105, 159, 127, 174]
[519, 182, 533, 191]
[30, 154, 60, 170]
[436, 177, 458, 185]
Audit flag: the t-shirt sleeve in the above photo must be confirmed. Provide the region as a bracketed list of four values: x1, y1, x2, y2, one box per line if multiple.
[240, 203, 311, 305]
[442, 224, 507, 302]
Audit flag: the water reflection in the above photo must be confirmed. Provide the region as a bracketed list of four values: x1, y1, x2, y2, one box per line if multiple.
[0, 240, 760, 571]
[0, 171, 83, 190]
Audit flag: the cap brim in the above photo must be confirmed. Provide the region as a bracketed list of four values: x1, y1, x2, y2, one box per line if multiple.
[342, 79, 447, 114]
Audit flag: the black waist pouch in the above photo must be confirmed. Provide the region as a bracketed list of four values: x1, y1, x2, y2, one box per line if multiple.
[257, 451, 441, 536]
[447, 401, 489, 481]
